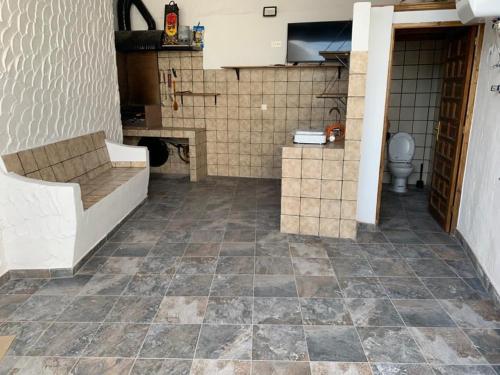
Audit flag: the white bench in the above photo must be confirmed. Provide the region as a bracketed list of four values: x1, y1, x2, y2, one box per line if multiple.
[0, 131, 150, 275]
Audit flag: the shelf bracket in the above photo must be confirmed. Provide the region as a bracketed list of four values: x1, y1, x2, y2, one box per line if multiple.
[235, 68, 240, 81]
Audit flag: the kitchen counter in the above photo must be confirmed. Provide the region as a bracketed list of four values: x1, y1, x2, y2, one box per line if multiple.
[280, 141, 358, 238]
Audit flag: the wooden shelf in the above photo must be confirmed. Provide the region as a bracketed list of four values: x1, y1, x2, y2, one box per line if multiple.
[159, 45, 202, 52]
[174, 91, 220, 105]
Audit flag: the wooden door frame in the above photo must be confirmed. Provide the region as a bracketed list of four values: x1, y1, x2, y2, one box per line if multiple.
[375, 22, 484, 232]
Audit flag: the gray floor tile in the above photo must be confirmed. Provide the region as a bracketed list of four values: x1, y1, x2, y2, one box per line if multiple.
[422, 278, 481, 300]
[253, 361, 311, 375]
[140, 324, 200, 358]
[290, 243, 328, 258]
[445, 259, 479, 278]
[29, 322, 100, 356]
[0, 294, 30, 320]
[155, 296, 208, 324]
[331, 257, 374, 278]
[210, 274, 253, 297]
[196, 324, 252, 359]
[394, 243, 438, 259]
[293, 258, 334, 276]
[184, 243, 221, 257]
[130, 359, 192, 375]
[379, 277, 434, 299]
[253, 297, 302, 325]
[254, 275, 297, 297]
[345, 298, 404, 327]
[190, 230, 224, 243]
[255, 257, 294, 275]
[253, 325, 308, 361]
[300, 298, 352, 326]
[409, 327, 487, 365]
[139, 256, 179, 274]
[224, 229, 256, 242]
[360, 244, 400, 258]
[310, 362, 372, 374]
[430, 244, 467, 260]
[431, 365, 498, 375]
[465, 329, 500, 364]
[296, 276, 342, 298]
[177, 257, 218, 274]
[339, 277, 387, 299]
[123, 273, 172, 296]
[166, 275, 213, 296]
[440, 300, 500, 329]
[204, 297, 252, 324]
[0, 321, 49, 356]
[112, 243, 153, 257]
[383, 230, 423, 244]
[0, 356, 77, 374]
[83, 323, 149, 357]
[105, 296, 162, 323]
[57, 296, 118, 322]
[256, 242, 290, 257]
[191, 359, 252, 374]
[72, 358, 134, 375]
[220, 242, 256, 257]
[356, 231, 389, 244]
[358, 326, 425, 363]
[78, 274, 132, 295]
[371, 364, 434, 375]
[34, 275, 92, 295]
[393, 299, 456, 327]
[368, 258, 414, 277]
[8, 295, 72, 322]
[0, 279, 48, 295]
[304, 326, 366, 362]
[99, 256, 144, 274]
[149, 242, 187, 257]
[407, 259, 457, 277]
[216, 257, 254, 274]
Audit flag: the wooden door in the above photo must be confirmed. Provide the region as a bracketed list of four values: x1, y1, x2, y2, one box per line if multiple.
[429, 27, 477, 232]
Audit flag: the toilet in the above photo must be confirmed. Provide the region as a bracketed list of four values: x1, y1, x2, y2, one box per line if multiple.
[388, 132, 415, 193]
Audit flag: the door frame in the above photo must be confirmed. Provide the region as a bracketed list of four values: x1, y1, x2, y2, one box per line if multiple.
[375, 21, 484, 232]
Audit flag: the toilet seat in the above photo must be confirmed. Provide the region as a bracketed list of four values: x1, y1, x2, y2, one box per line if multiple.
[388, 133, 415, 163]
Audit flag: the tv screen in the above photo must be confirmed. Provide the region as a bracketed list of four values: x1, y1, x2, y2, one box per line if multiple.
[287, 21, 352, 63]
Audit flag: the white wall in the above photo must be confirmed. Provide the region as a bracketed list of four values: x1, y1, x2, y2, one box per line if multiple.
[357, 6, 394, 224]
[358, 7, 462, 224]
[130, 0, 396, 69]
[458, 24, 500, 294]
[0, 0, 122, 155]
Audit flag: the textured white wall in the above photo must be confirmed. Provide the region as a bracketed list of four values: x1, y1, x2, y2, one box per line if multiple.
[458, 24, 500, 294]
[0, 0, 123, 155]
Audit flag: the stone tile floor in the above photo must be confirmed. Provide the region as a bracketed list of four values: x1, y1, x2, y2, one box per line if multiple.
[0, 176, 499, 374]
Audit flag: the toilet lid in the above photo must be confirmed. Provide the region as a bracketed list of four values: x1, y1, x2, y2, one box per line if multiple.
[388, 132, 415, 162]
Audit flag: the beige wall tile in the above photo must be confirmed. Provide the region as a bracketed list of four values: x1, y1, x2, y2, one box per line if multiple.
[340, 219, 357, 239]
[300, 178, 321, 198]
[322, 160, 343, 180]
[321, 180, 342, 200]
[341, 200, 357, 220]
[343, 161, 360, 181]
[32, 146, 50, 169]
[348, 74, 367, 97]
[282, 178, 301, 197]
[282, 196, 300, 216]
[344, 141, 361, 161]
[2, 153, 24, 175]
[342, 181, 358, 201]
[300, 216, 319, 236]
[320, 199, 341, 219]
[302, 147, 322, 160]
[300, 198, 320, 217]
[346, 97, 365, 119]
[302, 159, 322, 179]
[322, 147, 343, 161]
[320, 218, 340, 238]
[17, 150, 38, 173]
[350, 51, 368, 74]
[345, 119, 363, 141]
[281, 215, 300, 234]
[282, 158, 302, 178]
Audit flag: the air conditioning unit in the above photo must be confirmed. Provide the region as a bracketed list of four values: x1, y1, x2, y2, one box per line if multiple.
[456, 0, 500, 24]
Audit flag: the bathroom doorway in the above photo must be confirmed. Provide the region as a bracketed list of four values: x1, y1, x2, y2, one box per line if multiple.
[376, 23, 484, 233]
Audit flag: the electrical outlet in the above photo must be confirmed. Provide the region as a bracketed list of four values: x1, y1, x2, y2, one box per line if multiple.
[271, 41, 282, 48]
[261, 104, 268, 111]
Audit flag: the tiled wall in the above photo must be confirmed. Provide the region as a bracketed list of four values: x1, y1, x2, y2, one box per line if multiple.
[385, 39, 444, 185]
[158, 51, 348, 178]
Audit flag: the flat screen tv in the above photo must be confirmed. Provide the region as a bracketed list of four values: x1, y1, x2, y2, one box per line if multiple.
[287, 21, 352, 63]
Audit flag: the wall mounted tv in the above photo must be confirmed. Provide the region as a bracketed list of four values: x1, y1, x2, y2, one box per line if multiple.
[287, 21, 352, 63]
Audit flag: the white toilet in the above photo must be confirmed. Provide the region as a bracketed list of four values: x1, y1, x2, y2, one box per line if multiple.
[388, 132, 415, 193]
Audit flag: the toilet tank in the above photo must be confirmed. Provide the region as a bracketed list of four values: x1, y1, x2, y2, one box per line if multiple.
[456, 0, 500, 24]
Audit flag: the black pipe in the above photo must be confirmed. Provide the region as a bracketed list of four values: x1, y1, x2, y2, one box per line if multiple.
[117, 0, 156, 31]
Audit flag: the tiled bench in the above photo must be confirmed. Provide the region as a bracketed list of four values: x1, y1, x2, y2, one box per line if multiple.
[0, 131, 150, 276]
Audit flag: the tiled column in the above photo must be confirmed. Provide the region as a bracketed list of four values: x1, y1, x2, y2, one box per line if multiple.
[340, 51, 368, 238]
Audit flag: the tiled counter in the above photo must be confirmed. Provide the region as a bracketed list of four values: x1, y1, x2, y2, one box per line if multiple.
[280, 143, 358, 239]
[123, 127, 207, 182]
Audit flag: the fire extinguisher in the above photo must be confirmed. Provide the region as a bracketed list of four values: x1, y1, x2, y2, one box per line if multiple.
[164, 1, 179, 45]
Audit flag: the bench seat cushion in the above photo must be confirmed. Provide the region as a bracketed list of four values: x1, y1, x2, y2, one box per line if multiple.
[81, 167, 145, 209]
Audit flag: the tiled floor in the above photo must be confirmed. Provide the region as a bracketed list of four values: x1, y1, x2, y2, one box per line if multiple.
[0, 176, 499, 374]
